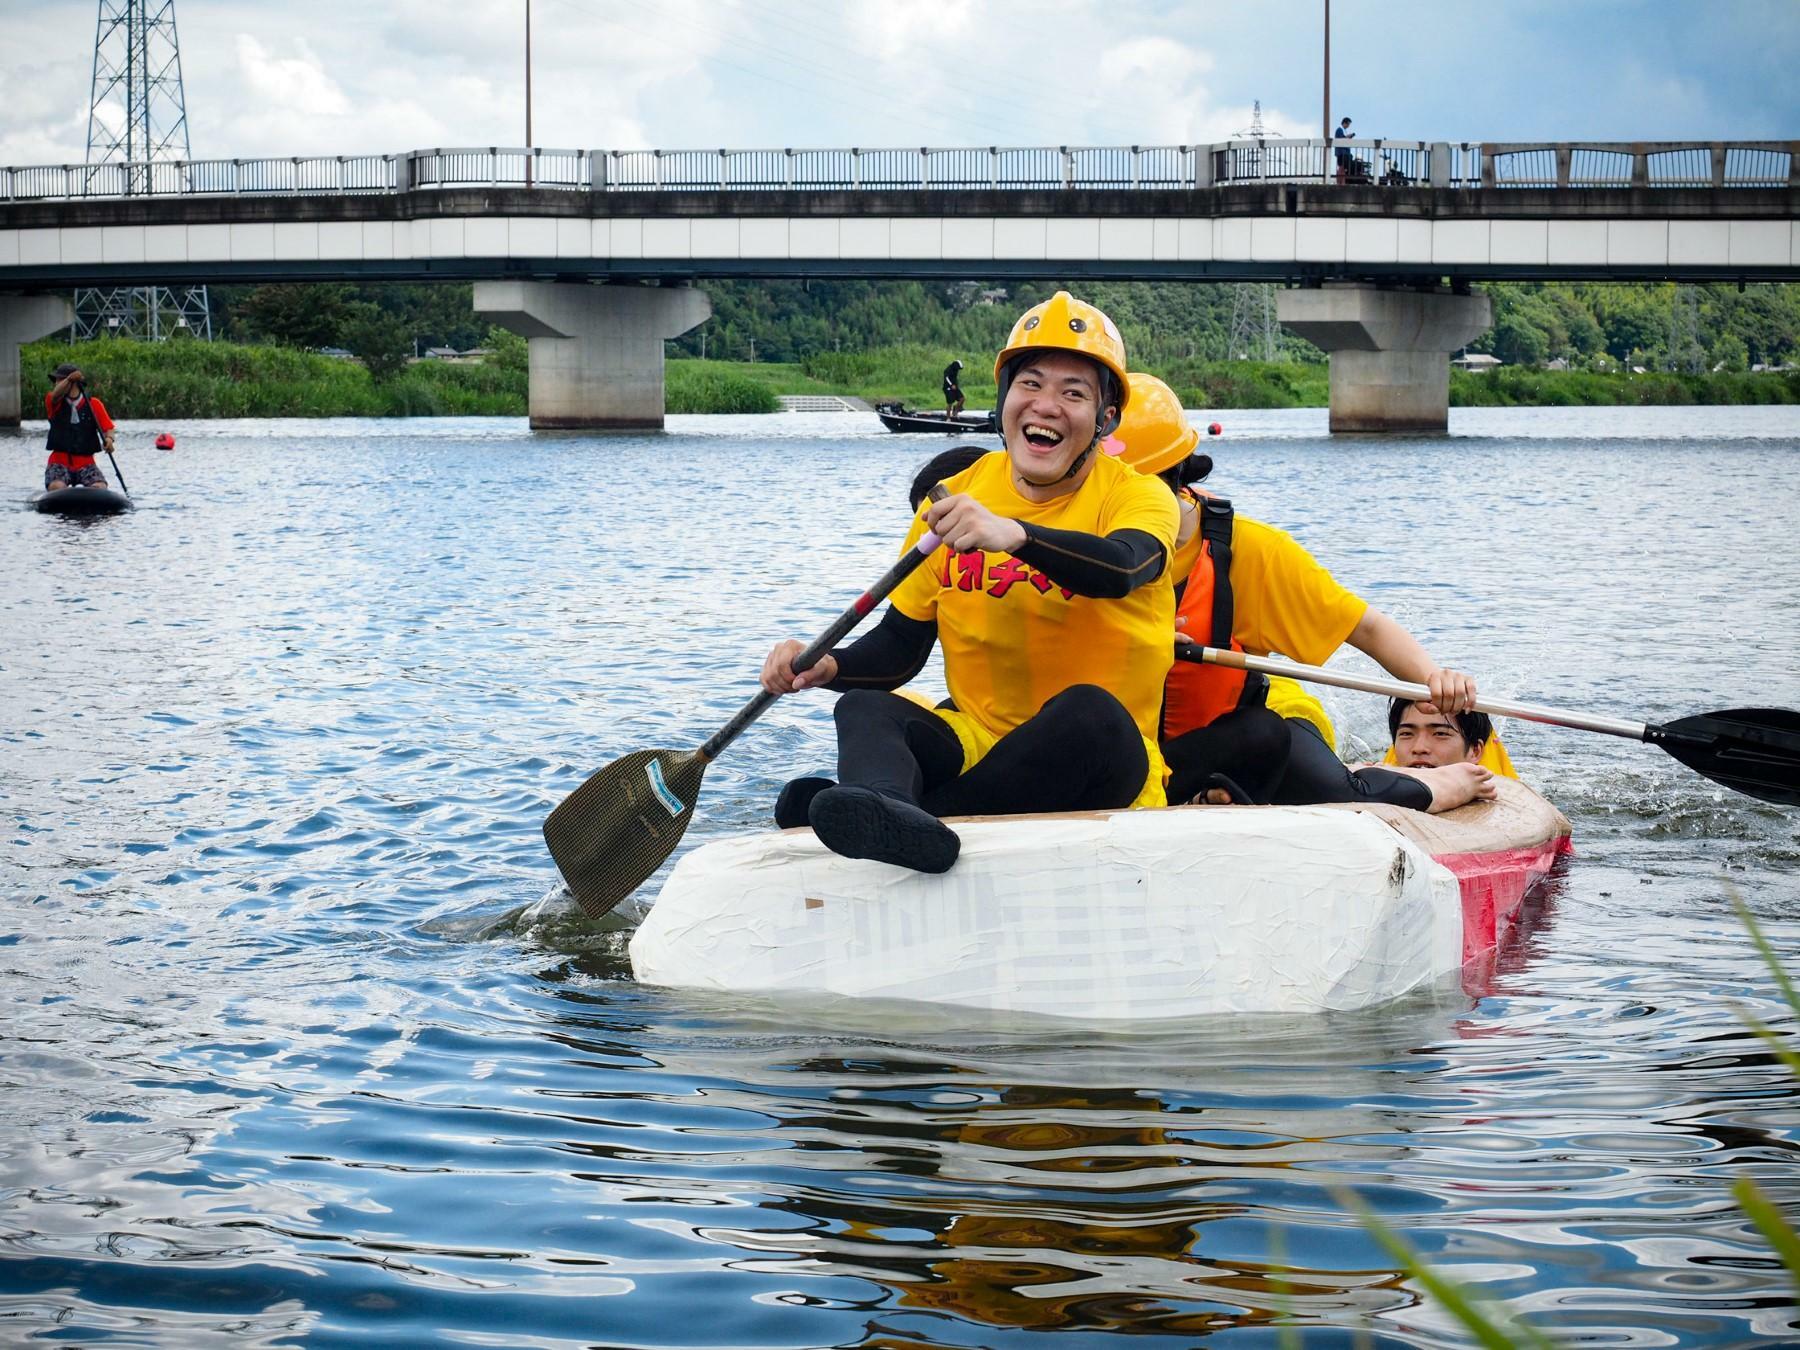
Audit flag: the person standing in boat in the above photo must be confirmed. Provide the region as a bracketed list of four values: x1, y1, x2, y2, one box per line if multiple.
[1110, 372, 1493, 814]
[942, 359, 966, 418]
[760, 292, 1178, 873]
[42, 363, 118, 492]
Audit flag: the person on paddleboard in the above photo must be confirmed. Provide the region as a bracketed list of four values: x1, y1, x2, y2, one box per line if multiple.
[760, 292, 1178, 873]
[942, 359, 966, 417]
[1109, 372, 1495, 814]
[42, 364, 118, 492]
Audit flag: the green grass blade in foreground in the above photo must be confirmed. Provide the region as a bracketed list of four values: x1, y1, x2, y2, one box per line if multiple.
[1732, 890, 1800, 1015]
[1732, 1177, 1800, 1303]
[1337, 1191, 1557, 1350]
[1725, 887, 1800, 1302]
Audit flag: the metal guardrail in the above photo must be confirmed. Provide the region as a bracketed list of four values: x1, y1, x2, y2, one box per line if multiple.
[2, 141, 1796, 202]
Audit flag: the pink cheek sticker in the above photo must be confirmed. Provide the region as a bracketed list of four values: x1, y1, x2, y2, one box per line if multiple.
[1101, 435, 1126, 457]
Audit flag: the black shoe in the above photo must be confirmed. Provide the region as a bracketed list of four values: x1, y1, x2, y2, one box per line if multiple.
[807, 785, 961, 874]
[774, 776, 836, 829]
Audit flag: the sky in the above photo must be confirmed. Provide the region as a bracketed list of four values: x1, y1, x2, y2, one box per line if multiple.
[0, 0, 1796, 168]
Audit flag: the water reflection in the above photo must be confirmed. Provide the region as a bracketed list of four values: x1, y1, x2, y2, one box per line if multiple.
[3, 410, 1798, 1346]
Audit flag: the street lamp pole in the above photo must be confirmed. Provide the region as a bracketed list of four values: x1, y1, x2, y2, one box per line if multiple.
[524, 0, 534, 189]
[1324, 0, 1339, 183]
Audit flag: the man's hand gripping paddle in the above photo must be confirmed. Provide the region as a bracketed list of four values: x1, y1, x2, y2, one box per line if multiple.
[543, 486, 952, 918]
[1177, 645, 1800, 807]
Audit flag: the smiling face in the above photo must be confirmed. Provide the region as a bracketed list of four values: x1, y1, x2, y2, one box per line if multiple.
[1393, 704, 1480, 768]
[999, 351, 1113, 493]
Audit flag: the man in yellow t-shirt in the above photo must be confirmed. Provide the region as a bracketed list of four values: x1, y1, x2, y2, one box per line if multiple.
[759, 293, 1178, 873]
[1112, 372, 1495, 815]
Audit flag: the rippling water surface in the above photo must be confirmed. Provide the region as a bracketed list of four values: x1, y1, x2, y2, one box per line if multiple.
[3, 405, 1798, 1347]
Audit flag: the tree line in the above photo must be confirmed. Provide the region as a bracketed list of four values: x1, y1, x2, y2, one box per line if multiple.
[200, 278, 1800, 376]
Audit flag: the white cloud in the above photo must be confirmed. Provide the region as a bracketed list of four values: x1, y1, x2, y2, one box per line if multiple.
[234, 35, 351, 119]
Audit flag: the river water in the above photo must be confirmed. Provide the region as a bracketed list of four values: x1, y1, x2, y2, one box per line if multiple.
[3, 405, 1798, 1347]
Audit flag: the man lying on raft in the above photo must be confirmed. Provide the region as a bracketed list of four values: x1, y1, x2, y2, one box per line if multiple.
[760, 292, 1178, 874]
[1113, 372, 1494, 815]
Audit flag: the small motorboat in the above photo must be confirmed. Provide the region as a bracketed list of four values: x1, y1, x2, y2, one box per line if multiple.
[629, 777, 1572, 1019]
[30, 486, 132, 516]
[874, 401, 999, 436]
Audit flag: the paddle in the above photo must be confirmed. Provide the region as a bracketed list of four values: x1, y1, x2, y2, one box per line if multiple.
[544, 486, 953, 918]
[103, 443, 129, 496]
[1177, 644, 1800, 807]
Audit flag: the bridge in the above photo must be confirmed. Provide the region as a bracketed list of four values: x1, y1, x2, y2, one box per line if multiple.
[4, 139, 1796, 430]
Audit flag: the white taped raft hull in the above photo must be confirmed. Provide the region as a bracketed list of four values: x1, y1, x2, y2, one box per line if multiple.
[628, 777, 1571, 1019]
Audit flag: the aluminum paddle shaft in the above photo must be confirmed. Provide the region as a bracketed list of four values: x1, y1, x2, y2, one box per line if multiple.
[1182, 645, 1647, 739]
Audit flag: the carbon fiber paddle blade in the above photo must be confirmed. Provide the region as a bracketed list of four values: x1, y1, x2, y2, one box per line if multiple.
[1653, 708, 1800, 807]
[543, 749, 707, 918]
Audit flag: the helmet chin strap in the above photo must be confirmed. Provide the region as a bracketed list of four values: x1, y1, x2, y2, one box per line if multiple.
[1010, 413, 1117, 488]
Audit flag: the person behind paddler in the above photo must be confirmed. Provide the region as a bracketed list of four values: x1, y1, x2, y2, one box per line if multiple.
[1110, 371, 1495, 814]
[42, 363, 118, 492]
[1380, 698, 1517, 778]
[942, 359, 966, 418]
[759, 292, 1179, 873]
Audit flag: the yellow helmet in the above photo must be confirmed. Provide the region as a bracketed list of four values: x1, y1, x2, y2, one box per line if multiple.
[1113, 372, 1199, 475]
[993, 291, 1131, 416]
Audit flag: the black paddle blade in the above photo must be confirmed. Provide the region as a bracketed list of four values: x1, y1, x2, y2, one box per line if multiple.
[1650, 708, 1800, 807]
[543, 749, 708, 918]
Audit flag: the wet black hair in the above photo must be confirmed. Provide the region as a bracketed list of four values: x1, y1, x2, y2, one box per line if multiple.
[1157, 453, 1213, 493]
[908, 445, 990, 510]
[1387, 697, 1492, 752]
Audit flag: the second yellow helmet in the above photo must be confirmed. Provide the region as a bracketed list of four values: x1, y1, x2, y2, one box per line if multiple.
[1112, 372, 1199, 476]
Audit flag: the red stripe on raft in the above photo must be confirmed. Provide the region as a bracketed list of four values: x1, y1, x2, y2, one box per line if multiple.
[852, 593, 874, 616]
[1439, 834, 1575, 965]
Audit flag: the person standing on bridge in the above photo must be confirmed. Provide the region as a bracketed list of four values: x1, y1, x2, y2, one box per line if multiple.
[42, 363, 118, 492]
[942, 359, 966, 417]
[1334, 116, 1356, 182]
[760, 292, 1178, 873]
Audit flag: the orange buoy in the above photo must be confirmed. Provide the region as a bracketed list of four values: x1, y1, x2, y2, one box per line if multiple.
[154, 433, 175, 450]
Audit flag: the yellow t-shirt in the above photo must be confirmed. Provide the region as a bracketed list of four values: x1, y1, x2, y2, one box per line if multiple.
[1171, 506, 1367, 745]
[891, 450, 1180, 749]
[1384, 734, 1519, 779]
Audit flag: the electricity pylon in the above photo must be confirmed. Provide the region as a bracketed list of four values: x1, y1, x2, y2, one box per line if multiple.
[1226, 101, 1280, 361]
[73, 0, 212, 341]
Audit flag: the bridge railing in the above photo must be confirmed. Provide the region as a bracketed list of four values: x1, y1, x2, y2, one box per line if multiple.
[1477, 141, 1800, 188]
[3, 141, 1796, 201]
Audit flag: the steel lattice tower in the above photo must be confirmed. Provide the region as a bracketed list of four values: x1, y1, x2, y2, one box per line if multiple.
[73, 0, 211, 341]
[1225, 102, 1280, 362]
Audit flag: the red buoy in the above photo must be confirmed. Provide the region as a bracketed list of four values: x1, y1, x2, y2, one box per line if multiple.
[1207, 422, 1222, 436]
[154, 433, 175, 450]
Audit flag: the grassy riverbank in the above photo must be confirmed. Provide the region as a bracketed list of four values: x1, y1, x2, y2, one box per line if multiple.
[17, 339, 779, 417]
[17, 338, 1798, 419]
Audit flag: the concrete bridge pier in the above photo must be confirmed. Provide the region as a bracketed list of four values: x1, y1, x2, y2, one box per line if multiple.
[473, 281, 710, 430]
[1277, 284, 1492, 433]
[0, 294, 75, 426]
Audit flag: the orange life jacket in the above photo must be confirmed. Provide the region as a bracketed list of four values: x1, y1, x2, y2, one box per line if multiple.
[1162, 491, 1268, 740]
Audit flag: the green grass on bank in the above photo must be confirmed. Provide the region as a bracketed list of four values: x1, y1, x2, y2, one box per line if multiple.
[18, 338, 1799, 420]
[17, 339, 779, 418]
[1449, 365, 1800, 406]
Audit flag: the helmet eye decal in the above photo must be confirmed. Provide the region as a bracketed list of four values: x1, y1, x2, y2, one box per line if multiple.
[1022, 315, 1040, 331]
[1067, 317, 1087, 333]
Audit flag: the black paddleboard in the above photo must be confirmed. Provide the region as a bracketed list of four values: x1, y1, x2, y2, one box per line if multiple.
[30, 486, 132, 515]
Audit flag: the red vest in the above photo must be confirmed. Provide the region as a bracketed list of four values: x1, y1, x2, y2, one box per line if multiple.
[1162, 491, 1265, 739]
